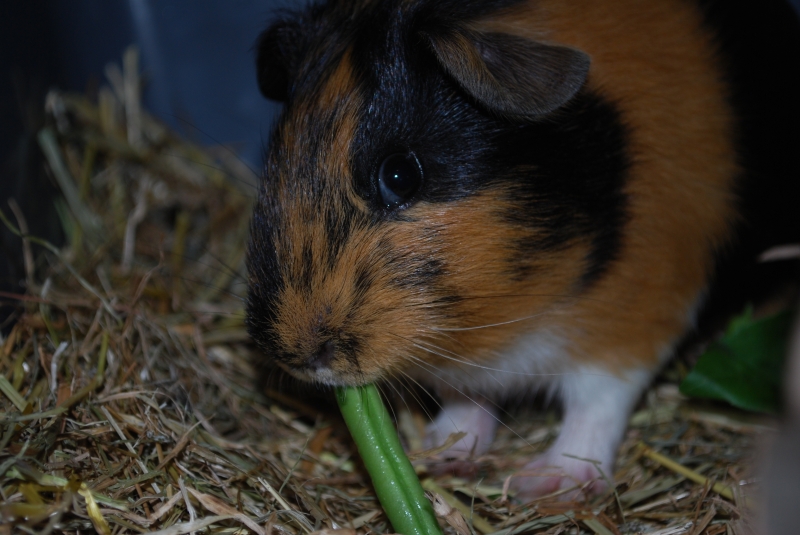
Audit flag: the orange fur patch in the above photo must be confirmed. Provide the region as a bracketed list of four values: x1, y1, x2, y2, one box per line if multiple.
[455, 0, 738, 371]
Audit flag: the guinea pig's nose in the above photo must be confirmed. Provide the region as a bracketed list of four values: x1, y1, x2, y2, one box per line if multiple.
[307, 339, 335, 370]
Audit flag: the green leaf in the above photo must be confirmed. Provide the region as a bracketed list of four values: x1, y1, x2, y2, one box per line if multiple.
[679, 307, 793, 413]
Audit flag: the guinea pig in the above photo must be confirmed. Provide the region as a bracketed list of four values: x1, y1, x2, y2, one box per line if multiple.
[246, 0, 800, 499]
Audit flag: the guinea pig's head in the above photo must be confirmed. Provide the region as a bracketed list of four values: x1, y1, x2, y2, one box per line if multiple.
[247, 0, 627, 386]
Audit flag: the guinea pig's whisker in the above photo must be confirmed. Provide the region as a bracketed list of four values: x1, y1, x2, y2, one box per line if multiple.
[393, 370, 467, 438]
[404, 356, 533, 450]
[177, 277, 247, 301]
[190, 308, 246, 319]
[406, 333, 620, 382]
[409, 356, 505, 394]
[416, 341, 507, 388]
[404, 351, 531, 426]
[416, 327, 460, 347]
[398, 334, 538, 378]
[132, 244, 248, 290]
[380, 378, 441, 433]
[201, 248, 248, 281]
[455, 292, 630, 314]
[165, 152, 258, 195]
[391, 331, 487, 368]
[167, 114, 260, 187]
[393, 372, 445, 422]
[93, 253, 248, 313]
[376, 381, 399, 421]
[430, 312, 550, 332]
[404, 362, 527, 434]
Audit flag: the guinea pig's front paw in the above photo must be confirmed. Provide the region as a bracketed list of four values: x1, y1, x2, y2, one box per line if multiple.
[510, 451, 611, 501]
[424, 396, 498, 459]
[508, 366, 652, 501]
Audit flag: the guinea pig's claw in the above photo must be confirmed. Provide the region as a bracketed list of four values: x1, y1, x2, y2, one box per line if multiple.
[510, 454, 611, 502]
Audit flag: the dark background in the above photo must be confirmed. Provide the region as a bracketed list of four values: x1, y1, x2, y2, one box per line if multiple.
[0, 0, 287, 327]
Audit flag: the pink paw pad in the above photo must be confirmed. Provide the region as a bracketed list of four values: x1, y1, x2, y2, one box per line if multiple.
[510, 454, 611, 501]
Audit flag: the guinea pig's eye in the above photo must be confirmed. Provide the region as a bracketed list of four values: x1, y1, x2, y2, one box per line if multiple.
[377, 152, 423, 208]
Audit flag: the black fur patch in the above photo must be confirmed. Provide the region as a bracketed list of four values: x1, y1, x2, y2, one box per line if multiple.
[347, 10, 630, 287]
[495, 91, 631, 286]
[246, 199, 284, 333]
[324, 204, 356, 268]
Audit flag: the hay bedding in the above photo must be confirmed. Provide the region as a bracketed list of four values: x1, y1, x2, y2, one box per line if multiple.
[0, 49, 766, 535]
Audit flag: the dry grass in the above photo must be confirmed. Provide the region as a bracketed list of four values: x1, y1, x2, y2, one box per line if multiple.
[0, 48, 770, 535]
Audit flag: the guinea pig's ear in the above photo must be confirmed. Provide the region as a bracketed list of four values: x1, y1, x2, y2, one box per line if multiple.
[424, 29, 590, 119]
[255, 20, 303, 101]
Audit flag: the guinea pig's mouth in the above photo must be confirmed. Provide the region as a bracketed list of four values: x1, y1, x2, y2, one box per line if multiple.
[272, 342, 377, 387]
[278, 361, 373, 387]
[280, 362, 341, 385]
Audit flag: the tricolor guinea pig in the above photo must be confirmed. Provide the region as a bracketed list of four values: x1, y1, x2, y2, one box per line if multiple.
[246, 0, 800, 498]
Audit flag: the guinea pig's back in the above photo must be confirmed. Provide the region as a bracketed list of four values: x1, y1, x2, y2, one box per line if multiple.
[481, 0, 800, 366]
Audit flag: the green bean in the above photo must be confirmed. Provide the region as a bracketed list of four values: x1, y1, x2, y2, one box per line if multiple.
[336, 384, 443, 535]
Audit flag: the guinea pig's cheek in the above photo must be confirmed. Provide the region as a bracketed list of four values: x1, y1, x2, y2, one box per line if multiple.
[414, 195, 521, 283]
[401, 193, 588, 361]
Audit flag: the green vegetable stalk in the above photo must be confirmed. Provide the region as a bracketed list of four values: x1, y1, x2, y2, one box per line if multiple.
[336, 384, 443, 535]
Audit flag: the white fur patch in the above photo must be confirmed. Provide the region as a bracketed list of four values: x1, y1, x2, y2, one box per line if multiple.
[511, 364, 655, 498]
[409, 327, 572, 397]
